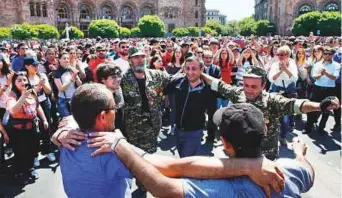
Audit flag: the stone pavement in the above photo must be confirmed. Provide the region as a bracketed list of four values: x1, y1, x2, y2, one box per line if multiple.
[0, 115, 340, 198]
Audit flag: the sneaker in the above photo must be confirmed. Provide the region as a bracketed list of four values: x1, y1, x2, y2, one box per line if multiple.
[30, 168, 39, 179]
[34, 157, 40, 167]
[46, 153, 56, 162]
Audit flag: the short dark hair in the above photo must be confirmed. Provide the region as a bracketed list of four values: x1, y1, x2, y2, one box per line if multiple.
[71, 84, 113, 130]
[184, 56, 204, 69]
[324, 46, 336, 54]
[95, 63, 122, 82]
[17, 43, 27, 50]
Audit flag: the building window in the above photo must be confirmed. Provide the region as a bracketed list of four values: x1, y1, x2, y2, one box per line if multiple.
[80, 22, 89, 32]
[168, 24, 175, 32]
[36, 3, 41, 17]
[80, 5, 92, 19]
[195, 11, 198, 18]
[325, 2, 339, 11]
[58, 4, 68, 19]
[121, 6, 133, 20]
[141, 6, 153, 16]
[101, 6, 113, 19]
[195, 0, 198, 6]
[30, 2, 35, 16]
[164, 7, 178, 19]
[298, 4, 312, 15]
[195, 22, 198, 27]
[42, 3, 48, 17]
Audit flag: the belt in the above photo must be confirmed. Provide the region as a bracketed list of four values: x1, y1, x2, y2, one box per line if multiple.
[315, 85, 335, 90]
[13, 122, 34, 130]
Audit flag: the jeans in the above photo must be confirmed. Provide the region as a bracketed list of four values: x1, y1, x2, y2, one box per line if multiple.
[57, 97, 71, 118]
[40, 99, 53, 154]
[269, 82, 297, 139]
[217, 98, 229, 109]
[176, 129, 203, 158]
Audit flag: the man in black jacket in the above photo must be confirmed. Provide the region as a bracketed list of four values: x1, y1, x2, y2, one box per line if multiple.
[202, 50, 221, 144]
[163, 57, 211, 157]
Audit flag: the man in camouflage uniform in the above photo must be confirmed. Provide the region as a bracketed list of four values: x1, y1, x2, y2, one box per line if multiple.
[121, 48, 170, 154]
[201, 66, 339, 160]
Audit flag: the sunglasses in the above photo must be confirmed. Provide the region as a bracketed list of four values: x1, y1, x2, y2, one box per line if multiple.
[121, 46, 129, 49]
[20, 48, 28, 50]
[323, 52, 333, 55]
[97, 50, 106, 52]
[277, 53, 287, 57]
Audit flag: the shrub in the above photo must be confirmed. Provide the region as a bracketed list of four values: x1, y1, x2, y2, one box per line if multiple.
[88, 19, 120, 38]
[137, 15, 165, 37]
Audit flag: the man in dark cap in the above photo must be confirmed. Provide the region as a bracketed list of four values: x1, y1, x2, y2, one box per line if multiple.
[201, 66, 340, 160]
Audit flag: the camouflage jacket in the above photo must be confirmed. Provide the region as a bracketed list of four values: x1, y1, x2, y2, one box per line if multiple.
[121, 68, 170, 133]
[213, 80, 304, 160]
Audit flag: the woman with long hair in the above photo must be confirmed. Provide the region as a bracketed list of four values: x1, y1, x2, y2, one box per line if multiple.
[54, 52, 82, 118]
[236, 47, 254, 86]
[295, 48, 309, 99]
[167, 47, 184, 75]
[69, 48, 86, 81]
[306, 45, 324, 99]
[7, 72, 48, 179]
[24, 57, 55, 163]
[149, 56, 164, 71]
[217, 47, 234, 108]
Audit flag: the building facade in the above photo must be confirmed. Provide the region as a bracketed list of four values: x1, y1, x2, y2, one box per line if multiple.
[0, 0, 206, 34]
[255, 0, 341, 35]
[205, 9, 226, 25]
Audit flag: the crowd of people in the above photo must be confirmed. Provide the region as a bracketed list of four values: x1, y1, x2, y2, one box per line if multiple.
[0, 34, 341, 197]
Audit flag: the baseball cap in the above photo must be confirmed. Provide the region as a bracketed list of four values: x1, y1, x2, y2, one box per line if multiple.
[243, 66, 266, 80]
[209, 38, 219, 45]
[128, 47, 145, 58]
[213, 103, 264, 149]
[24, 56, 40, 66]
[95, 45, 106, 51]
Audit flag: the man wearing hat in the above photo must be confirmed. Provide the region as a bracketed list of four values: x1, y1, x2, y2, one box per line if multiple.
[201, 66, 340, 160]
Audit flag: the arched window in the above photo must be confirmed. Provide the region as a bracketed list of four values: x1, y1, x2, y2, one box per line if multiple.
[58, 4, 68, 19]
[141, 6, 153, 16]
[30, 2, 35, 16]
[80, 5, 92, 19]
[121, 6, 133, 20]
[298, 4, 312, 15]
[36, 2, 41, 17]
[195, 11, 198, 18]
[164, 7, 178, 19]
[195, 0, 198, 6]
[325, 2, 339, 11]
[101, 6, 113, 19]
[42, 3, 48, 17]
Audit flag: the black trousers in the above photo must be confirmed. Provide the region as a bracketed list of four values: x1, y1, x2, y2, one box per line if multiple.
[206, 100, 218, 141]
[307, 85, 335, 130]
[39, 99, 53, 154]
[9, 126, 39, 173]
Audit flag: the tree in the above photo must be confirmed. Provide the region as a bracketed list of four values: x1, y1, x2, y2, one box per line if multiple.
[317, 11, 341, 36]
[187, 27, 199, 36]
[291, 11, 321, 36]
[205, 20, 224, 35]
[88, 19, 120, 38]
[130, 27, 141, 37]
[10, 23, 34, 40]
[62, 26, 84, 39]
[0, 27, 11, 39]
[137, 15, 165, 37]
[238, 16, 257, 36]
[227, 20, 240, 36]
[31, 24, 60, 39]
[255, 20, 276, 36]
[221, 26, 233, 36]
[119, 27, 131, 38]
[201, 27, 216, 36]
[172, 28, 190, 37]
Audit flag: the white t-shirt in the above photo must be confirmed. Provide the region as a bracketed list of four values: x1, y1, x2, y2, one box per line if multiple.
[113, 58, 130, 75]
[268, 59, 298, 87]
[0, 75, 10, 109]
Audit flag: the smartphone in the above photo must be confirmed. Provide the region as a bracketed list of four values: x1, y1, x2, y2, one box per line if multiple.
[25, 83, 32, 90]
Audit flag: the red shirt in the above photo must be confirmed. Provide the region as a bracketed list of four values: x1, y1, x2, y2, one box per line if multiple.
[220, 62, 233, 84]
[162, 52, 173, 68]
[89, 58, 105, 82]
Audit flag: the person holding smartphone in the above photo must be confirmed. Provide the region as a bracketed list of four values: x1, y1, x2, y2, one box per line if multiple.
[6, 72, 48, 180]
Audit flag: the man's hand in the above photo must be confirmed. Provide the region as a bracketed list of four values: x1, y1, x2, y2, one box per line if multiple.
[58, 129, 86, 151]
[291, 137, 307, 156]
[320, 96, 340, 112]
[248, 157, 285, 198]
[87, 130, 125, 156]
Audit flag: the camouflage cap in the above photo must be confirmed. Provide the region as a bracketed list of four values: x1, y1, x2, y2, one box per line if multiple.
[243, 66, 266, 80]
[128, 47, 145, 58]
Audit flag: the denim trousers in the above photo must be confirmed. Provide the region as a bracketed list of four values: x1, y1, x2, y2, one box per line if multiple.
[57, 97, 71, 118]
[176, 129, 203, 158]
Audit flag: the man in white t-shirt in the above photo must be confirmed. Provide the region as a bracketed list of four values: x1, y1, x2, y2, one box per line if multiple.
[113, 40, 130, 74]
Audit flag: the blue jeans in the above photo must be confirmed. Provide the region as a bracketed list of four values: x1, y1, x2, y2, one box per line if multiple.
[176, 129, 203, 158]
[269, 82, 297, 139]
[57, 97, 71, 118]
[217, 98, 229, 109]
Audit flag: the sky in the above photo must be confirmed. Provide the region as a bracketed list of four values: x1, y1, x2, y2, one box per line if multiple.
[205, 0, 255, 21]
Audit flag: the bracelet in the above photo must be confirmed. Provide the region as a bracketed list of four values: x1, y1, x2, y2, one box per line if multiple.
[56, 130, 68, 145]
[110, 137, 127, 152]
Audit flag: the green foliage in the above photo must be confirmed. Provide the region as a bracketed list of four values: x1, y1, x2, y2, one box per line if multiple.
[205, 20, 224, 35]
[62, 26, 84, 39]
[255, 20, 276, 36]
[31, 24, 60, 39]
[292, 11, 321, 36]
[238, 17, 257, 36]
[137, 15, 165, 37]
[227, 20, 240, 35]
[317, 11, 341, 36]
[187, 27, 199, 36]
[10, 23, 34, 40]
[201, 27, 216, 36]
[119, 27, 131, 38]
[0, 27, 11, 39]
[172, 28, 190, 37]
[221, 26, 233, 36]
[88, 19, 120, 38]
[130, 27, 141, 37]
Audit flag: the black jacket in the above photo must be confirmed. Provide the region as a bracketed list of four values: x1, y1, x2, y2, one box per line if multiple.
[164, 74, 211, 131]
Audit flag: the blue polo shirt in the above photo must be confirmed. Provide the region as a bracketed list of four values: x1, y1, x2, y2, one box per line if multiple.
[60, 140, 133, 198]
[313, 61, 340, 87]
[183, 158, 313, 198]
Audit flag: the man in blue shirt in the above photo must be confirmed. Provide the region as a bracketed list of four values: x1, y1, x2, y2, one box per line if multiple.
[11, 43, 27, 72]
